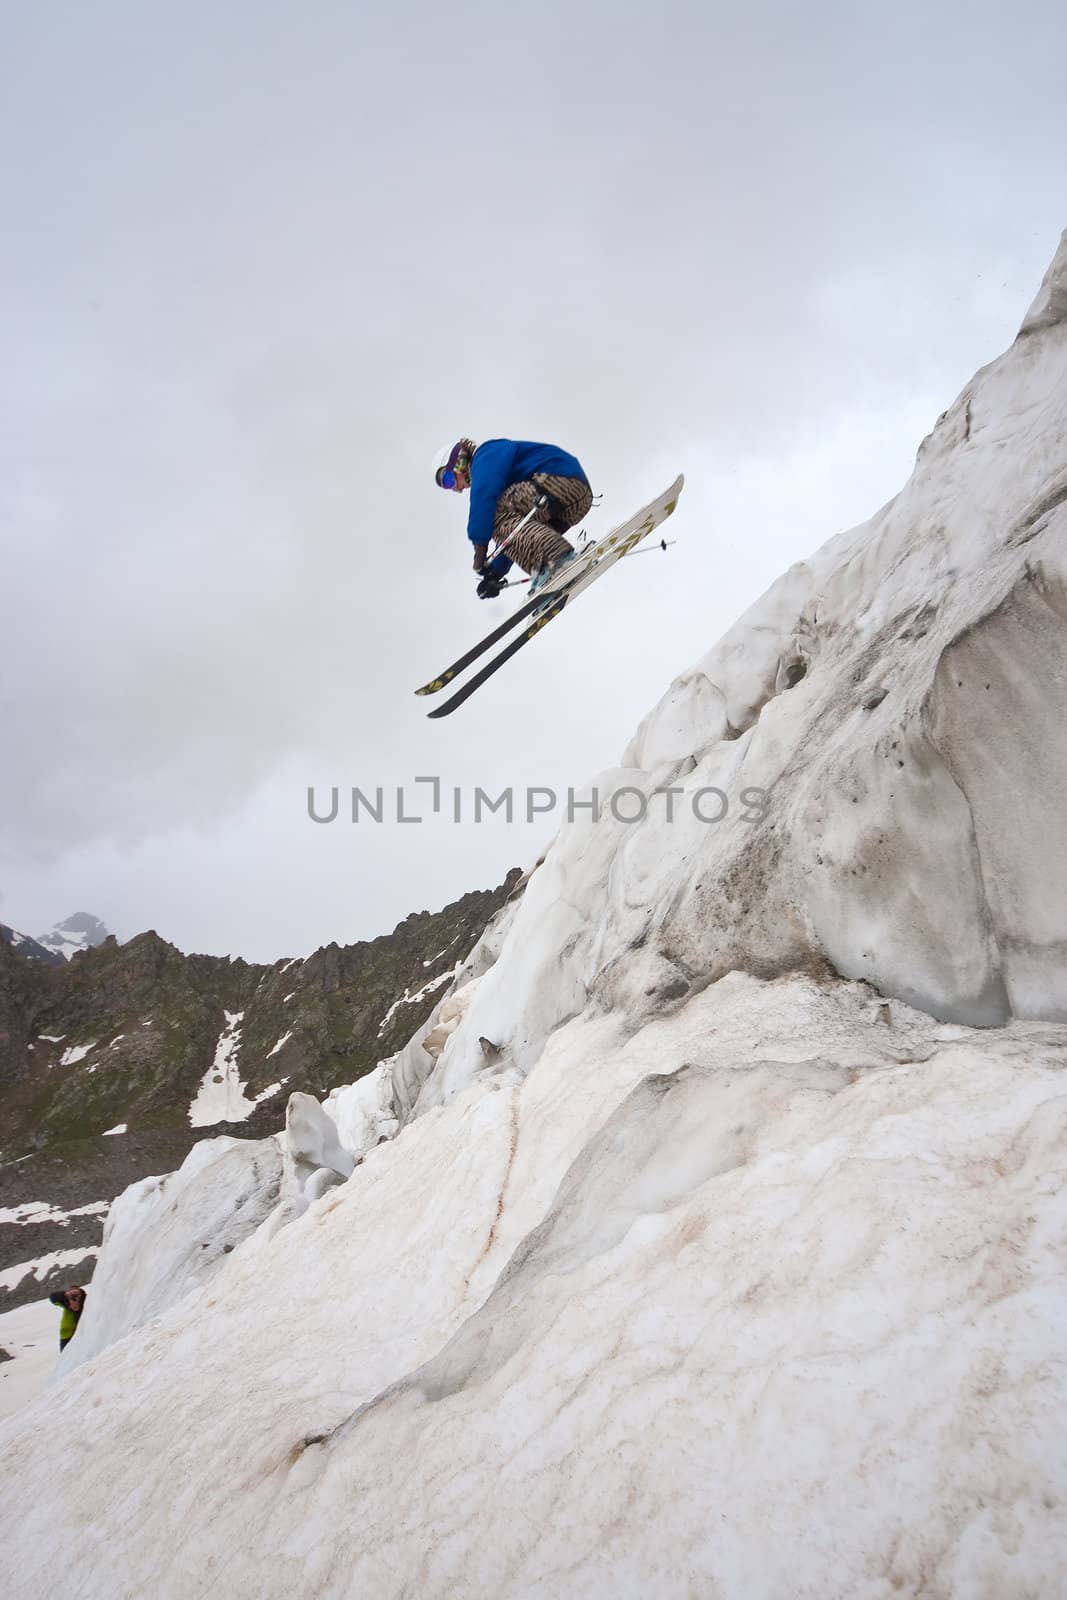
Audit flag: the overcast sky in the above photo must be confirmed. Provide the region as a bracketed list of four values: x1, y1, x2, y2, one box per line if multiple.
[2, 0, 1065, 960]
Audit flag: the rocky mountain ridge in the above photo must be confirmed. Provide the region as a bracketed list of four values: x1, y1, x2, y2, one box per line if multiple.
[0, 871, 521, 1310]
[0, 923, 66, 967]
[0, 912, 110, 966]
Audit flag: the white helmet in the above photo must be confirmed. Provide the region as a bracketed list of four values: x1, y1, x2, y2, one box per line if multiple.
[432, 439, 476, 488]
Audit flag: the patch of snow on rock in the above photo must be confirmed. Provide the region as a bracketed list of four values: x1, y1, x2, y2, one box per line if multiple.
[58, 1042, 95, 1067]
[188, 1011, 258, 1126]
[0, 1247, 98, 1296]
[376, 969, 453, 1037]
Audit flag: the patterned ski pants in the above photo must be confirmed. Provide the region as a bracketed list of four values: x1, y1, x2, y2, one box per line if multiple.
[492, 473, 594, 575]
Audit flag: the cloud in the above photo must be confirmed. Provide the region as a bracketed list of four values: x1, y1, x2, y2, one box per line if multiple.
[2, 0, 1064, 952]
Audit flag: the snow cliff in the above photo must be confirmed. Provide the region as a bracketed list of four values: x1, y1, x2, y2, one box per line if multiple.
[1, 232, 1066, 1599]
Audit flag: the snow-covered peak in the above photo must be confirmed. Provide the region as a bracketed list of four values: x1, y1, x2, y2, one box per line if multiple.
[34, 912, 110, 961]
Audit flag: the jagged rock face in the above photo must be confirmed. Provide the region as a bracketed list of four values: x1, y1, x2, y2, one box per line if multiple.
[0, 872, 520, 1308]
[420, 229, 1067, 1109]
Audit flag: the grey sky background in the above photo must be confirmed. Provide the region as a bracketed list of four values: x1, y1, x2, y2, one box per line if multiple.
[2, 0, 1065, 960]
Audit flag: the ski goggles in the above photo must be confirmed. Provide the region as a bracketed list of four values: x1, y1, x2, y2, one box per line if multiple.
[435, 443, 469, 489]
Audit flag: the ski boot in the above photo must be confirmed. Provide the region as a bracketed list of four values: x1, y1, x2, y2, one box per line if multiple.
[528, 549, 577, 612]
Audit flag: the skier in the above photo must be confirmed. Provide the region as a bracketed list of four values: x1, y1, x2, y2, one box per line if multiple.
[433, 438, 594, 599]
[49, 1284, 86, 1351]
[417, 472, 684, 714]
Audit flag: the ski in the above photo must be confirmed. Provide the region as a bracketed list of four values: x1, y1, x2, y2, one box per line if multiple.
[413, 586, 549, 696]
[424, 475, 684, 717]
[415, 476, 684, 702]
[413, 511, 606, 698]
[425, 589, 575, 718]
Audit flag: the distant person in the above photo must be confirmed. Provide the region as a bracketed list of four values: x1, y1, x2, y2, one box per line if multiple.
[49, 1285, 86, 1351]
[433, 438, 594, 598]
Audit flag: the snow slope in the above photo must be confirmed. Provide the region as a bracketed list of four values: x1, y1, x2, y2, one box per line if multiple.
[2, 977, 1066, 1596]
[0, 1299, 60, 1423]
[1, 233, 1066, 1597]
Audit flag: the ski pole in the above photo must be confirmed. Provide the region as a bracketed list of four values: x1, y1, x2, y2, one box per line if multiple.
[486, 495, 550, 566]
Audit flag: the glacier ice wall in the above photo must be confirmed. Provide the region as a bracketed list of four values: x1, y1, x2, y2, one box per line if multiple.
[417, 228, 1067, 1112]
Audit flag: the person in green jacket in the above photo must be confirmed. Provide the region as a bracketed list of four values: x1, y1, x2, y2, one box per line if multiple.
[49, 1285, 86, 1350]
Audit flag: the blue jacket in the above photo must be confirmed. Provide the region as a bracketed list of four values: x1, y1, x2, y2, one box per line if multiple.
[468, 440, 588, 575]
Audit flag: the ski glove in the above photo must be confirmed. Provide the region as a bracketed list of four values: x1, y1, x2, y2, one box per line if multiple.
[472, 544, 489, 573]
[476, 574, 503, 600]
